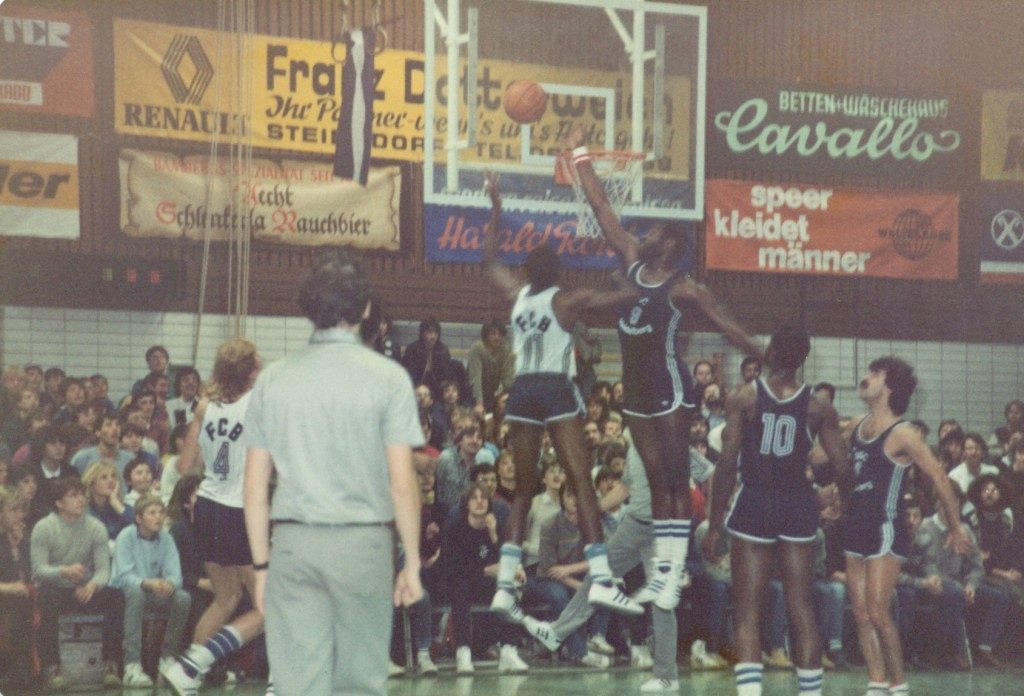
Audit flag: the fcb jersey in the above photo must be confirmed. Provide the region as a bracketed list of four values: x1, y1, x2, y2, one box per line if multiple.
[197, 391, 252, 508]
[511, 285, 575, 378]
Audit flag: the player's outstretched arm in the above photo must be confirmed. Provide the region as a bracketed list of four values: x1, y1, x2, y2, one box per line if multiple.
[555, 283, 639, 330]
[674, 278, 762, 360]
[566, 126, 639, 267]
[895, 425, 972, 555]
[703, 385, 752, 560]
[482, 173, 522, 301]
[811, 397, 852, 498]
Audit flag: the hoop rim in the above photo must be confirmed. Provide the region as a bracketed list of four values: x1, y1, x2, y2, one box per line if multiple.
[559, 148, 647, 161]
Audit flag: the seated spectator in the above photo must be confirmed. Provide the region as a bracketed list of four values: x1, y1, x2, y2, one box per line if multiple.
[142, 373, 172, 455]
[26, 424, 79, 527]
[583, 420, 603, 468]
[939, 428, 966, 474]
[166, 475, 212, 653]
[127, 391, 163, 459]
[990, 400, 1024, 459]
[372, 313, 402, 362]
[585, 397, 610, 433]
[23, 364, 44, 396]
[467, 320, 515, 417]
[701, 383, 726, 430]
[690, 416, 711, 444]
[120, 421, 161, 482]
[594, 466, 624, 533]
[415, 383, 448, 452]
[895, 500, 930, 666]
[89, 374, 117, 416]
[11, 408, 49, 468]
[692, 360, 715, 397]
[522, 459, 566, 574]
[39, 367, 66, 418]
[434, 423, 485, 518]
[111, 495, 192, 687]
[949, 433, 1000, 497]
[609, 381, 625, 415]
[602, 418, 624, 441]
[53, 377, 86, 427]
[401, 318, 453, 402]
[0, 366, 25, 422]
[741, 356, 762, 384]
[442, 483, 527, 674]
[495, 449, 516, 505]
[71, 413, 134, 484]
[0, 487, 33, 688]
[572, 322, 602, 401]
[486, 391, 509, 448]
[8, 466, 38, 515]
[123, 456, 155, 507]
[1005, 439, 1024, 533]
[30, 478, 123, 690]
[159, 423, 192, 505]
[167, 367, 201, 428]
[968, 475, 1024, 609]
[131, 345, 170, 397]
[83, 461, 134, 543]
[813, 498, 848, 669]
[692, 519, 731, 669]
[0, 386, 39, 452]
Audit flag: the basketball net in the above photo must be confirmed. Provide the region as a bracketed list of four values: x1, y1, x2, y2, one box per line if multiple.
[555, 150, 645, 239]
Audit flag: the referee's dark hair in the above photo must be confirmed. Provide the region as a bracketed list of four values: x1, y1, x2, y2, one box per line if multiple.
[869, 356, 917, 416]
[765, 325, 811, 373]
[298, 250, 372, 329]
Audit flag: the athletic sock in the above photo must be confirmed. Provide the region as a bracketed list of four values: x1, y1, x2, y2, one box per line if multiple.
[889, 683, 909, 696]
[497, 543, 522, 591]
[179, 626, 242, 678]
[866, 681, 890, 696]
[797, 667, 823, 695]
[652, 519, 691, 573]
[734, 662, 763, 696]
[584, 543, 613, 585]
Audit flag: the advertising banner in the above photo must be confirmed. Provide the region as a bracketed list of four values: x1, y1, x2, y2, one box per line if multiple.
[0, 7, 93, 116]
[979, 184, 1024, 283]
[0, 130, 79, 239]
[119, 149, 401, 250]
[705, 179, 958, 280]
[424, 204, 692, 272]
[709, 81, 965, 183]
[981, 90, 1024, 181]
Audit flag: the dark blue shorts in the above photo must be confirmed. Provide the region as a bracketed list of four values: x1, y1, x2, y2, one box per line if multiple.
[505, 373, 584, 426]
[842, 516, 910, 560]
[194, 495, 253, 566]
[725, 483, 819, 544]
[622, 359, 696, 417]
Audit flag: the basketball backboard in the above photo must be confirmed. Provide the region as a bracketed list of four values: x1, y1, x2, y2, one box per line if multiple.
[424, 0, 707, 221]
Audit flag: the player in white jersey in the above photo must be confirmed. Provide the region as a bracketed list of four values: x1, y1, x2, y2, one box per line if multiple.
[161, 339, 266, 695]
[481, 174, 643, 622]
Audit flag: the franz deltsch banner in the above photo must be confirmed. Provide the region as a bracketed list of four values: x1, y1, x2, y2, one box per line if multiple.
[705, 179, 959, 280]
[0, 7, 94, 116]
[0, 130, 79, 239]
[423, 204, 693, 272]
[709, 81, 965, 184]
[119, 149, 401, 251]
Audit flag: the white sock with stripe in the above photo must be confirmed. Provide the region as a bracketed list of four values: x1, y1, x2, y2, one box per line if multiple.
[735, 662, 763, 696]
[497, 543, 522, 591]
[653, 519, 691, 572]
[797, 667, 823, 695]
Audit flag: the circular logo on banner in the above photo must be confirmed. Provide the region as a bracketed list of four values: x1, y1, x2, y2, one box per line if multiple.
[991, 209, 1024, 251]
[887, 209, 936, 260]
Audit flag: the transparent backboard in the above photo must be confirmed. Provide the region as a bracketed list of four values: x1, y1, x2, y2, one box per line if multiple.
[424, 0, 706, 220]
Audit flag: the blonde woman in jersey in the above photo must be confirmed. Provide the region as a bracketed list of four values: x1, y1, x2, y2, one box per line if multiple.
[161, 338, 263, 695]
[481, 174, 644, 623]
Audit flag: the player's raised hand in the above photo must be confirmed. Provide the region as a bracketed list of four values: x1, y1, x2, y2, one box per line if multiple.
[484, 171, 501, 208]
[566, 124, 587, 149]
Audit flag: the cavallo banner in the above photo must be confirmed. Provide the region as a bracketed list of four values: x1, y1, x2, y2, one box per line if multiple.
[709, 81, 965, 183]
[0, 130, 79, 239]
[705, 179, 958, 280]
[119, 149, 401, 250]
[981, 90, 1024, 181]
[0, 7, 94, 116]
[978, 184, 1024, 283]
[424, 204, 693, 272]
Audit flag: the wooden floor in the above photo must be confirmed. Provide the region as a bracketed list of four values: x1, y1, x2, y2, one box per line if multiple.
[12, 666, 1024, 695]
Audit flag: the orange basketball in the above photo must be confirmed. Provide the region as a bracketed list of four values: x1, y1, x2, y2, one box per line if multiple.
[503, 80, 548, 124]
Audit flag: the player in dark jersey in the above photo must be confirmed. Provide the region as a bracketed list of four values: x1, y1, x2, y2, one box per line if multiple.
[568, 126, 761, 611]
[703, 326, 848, 696]
[843, 357, 970, 696]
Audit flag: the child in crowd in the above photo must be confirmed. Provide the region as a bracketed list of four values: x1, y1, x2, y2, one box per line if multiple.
[123, 456, 155, 507]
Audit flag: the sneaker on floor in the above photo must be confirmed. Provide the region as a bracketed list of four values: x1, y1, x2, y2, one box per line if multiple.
[265, 679, 275, 696]
[640, 677, 680, 692]
[630, 644, 654, 669]
[588, 635, 615, 655]
[160, 658, 202, 696]
[523, 615, 562, 652]
[821, 653, 836, 671]
[456, 646, 474, 675]
[123, 662, 153, 688]
[766, 648, 793, 669]
[388, 661, 405, 678]
[490, 588, 526, 624]
[589, 581, 643, 615]
[578, 650, 611, 669]
[498, 644, 529, 674]
[102, 661, 122, 688]
[690, 641, 727, 671]
[45, 666, 68, 692]
[654, 565, 687, 611]
[418, 653, 438, 676]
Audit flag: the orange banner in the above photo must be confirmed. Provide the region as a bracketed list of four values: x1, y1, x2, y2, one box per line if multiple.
[705, 179, 958, 279]
[0, 7, 94, 116]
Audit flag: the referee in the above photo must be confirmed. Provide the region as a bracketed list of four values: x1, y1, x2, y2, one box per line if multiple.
[243, 250, 424, 695]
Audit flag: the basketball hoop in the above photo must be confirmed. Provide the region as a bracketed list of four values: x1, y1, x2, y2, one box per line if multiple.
[555, 149, 646, 239]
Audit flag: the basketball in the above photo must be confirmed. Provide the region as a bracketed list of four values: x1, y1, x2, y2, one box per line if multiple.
[503, 80, 548, 124]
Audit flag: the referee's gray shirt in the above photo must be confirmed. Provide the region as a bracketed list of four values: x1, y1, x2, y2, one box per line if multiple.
[245, 327, 424, 525]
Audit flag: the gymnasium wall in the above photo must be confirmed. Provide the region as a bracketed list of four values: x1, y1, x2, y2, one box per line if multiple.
[1, 0, 1023, 343]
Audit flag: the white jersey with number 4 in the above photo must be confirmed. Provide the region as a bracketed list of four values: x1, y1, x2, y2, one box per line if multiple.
[197, 391, 252, 508]
[511, 285, 575, 378]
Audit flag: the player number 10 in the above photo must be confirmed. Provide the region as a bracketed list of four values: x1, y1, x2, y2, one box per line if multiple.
[759, 413, 797, 457]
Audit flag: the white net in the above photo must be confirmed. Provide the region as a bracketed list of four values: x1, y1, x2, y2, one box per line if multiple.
[555, 150, 646, 238]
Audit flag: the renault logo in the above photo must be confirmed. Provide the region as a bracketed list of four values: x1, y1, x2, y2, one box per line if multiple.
[161, 34, 213, 104]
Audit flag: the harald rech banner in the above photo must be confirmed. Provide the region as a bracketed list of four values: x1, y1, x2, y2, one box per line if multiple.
[709, 81, 966, 183]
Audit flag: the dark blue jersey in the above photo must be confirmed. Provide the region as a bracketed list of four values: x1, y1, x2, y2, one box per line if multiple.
[738, 379, 813, 489]
[849, 418, 910, 523]
[617, 262, 693, 414]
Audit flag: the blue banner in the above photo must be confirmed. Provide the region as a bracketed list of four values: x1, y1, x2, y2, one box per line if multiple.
[979, 184, 1024, 283]
[424, 203, 693, 272]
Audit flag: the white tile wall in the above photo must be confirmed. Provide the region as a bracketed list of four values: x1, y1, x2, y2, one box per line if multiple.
[2, 306, 1021, 439]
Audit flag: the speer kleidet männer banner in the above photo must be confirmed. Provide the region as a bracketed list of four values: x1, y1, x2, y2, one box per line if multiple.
[709, 81, 965, 182]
